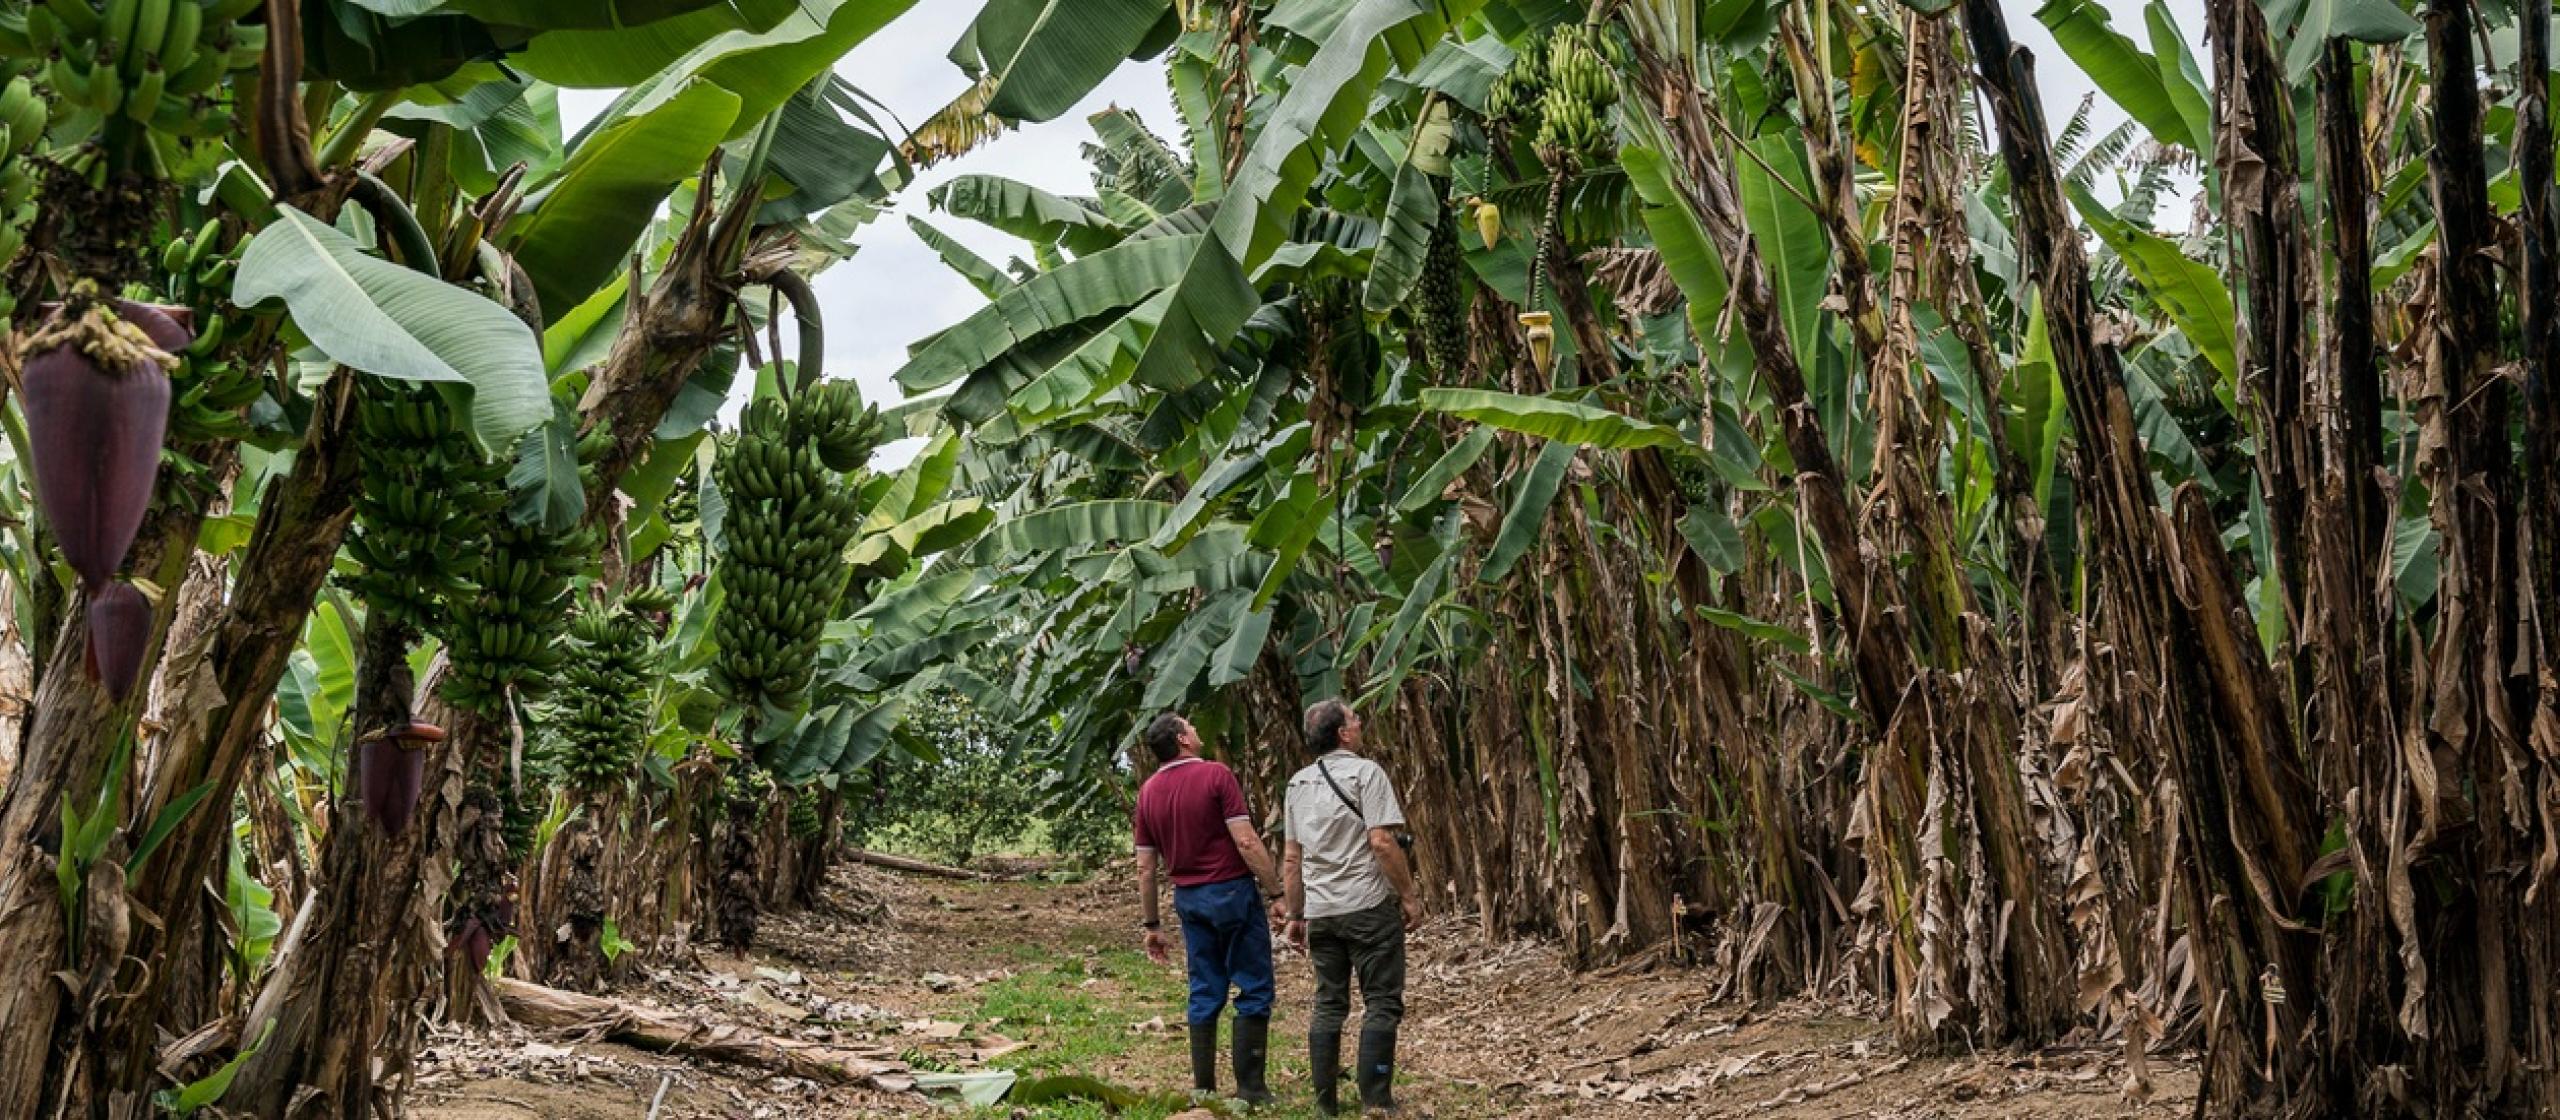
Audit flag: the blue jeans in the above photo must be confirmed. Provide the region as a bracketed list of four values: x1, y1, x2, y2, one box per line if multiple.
[1173, 876, 1274, 1025]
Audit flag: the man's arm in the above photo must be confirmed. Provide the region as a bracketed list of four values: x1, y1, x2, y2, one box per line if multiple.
[1366, 827, 1423, 929]
[1226, 818, 1283, 898]
[1281, 839, 1308, 949]
[1137, 848, 1171, 962]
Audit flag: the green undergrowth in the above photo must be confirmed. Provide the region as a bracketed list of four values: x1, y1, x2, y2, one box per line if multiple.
[947, 946, 1333, 1119]
[939, 942, 1503, 1118]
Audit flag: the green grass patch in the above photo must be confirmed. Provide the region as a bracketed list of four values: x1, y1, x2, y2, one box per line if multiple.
[939, 944, 1510, 1118]
[946, 947, 1329, 1119]
[977, 949, 1181, 1076]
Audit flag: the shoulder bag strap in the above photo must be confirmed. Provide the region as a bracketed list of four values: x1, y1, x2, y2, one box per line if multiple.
[1314, 756, 1367, 826]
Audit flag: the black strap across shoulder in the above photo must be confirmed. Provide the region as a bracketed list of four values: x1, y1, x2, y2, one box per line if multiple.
[1314, 755, 1366, 825]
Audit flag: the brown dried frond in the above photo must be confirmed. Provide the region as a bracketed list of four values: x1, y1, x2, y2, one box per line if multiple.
[903, 77, 1012, 170]
[1581, 246, 1681, 319]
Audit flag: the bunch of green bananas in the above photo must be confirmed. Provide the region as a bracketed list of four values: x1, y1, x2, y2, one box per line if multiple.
[0, 74, 45, 283]
[1483, 32, 1546, 123]
[154, 220, 268, 442]
[710, 387, 879, 714]
[346, 384, 508, 636]
[543, 594, 661, 790]
[444, 506, 596, 717]
[157, 213, 232, 297]
[6, 0, 265, 138]
[786, 787, 824, 842]
[786, 379, 885, 474]
[1667, 449, 1716, 508]
[1534, 25, 1617, 160]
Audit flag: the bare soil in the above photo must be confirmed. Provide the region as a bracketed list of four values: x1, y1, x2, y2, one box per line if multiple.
[415, 865, 2198, 1118]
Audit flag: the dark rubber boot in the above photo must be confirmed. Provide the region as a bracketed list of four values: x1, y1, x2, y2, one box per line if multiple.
[1356, 1027, 1399, 1113]
[1310, 1029, 1344, 1116]
[1188, 1020, 1219, 1097]
[1231, 1015, 1273, 1106]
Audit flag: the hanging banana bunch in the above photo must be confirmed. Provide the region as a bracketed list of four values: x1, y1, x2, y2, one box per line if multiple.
[787, 786, 825, 843]
[342, 383, 505, 833]
[543, 587, 669, 791]
[1533, 24, 1619, 165]
[3, 0, 266, 143]
[345, 384, 506, 637]
[0, 74, 48, 300]
[709, 379, 883, 715]
[442, 491, 597, 718]
[155, 217, 263, 444]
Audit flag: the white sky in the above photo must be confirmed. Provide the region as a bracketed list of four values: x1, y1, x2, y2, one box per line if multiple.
[559, 0, 2207, 466]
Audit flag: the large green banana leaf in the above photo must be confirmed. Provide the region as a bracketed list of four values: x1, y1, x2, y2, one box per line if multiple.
[1005, 292, 1165, 426]
[855, 569, 980, 642]
[515, 0, 917, 132]
[974, 500, 1178, 561]
[1735, 133, 1827, 368]
[1128, 235, 1258, 393]
[909, 218, 1019, 299]
[953, 0, 1176, 123]
[765, 700, 906, 784]
[1396, 425, 1495, 513]
[932, 175, 1126, 256]
[1479, 441, 1575, 585]
[1216, 0, 1488, 268]
[1140, 588, 1253, 711]
[356, 0, 801, 31]
[896, 234, 1207, 393]
[1249, 473, 1332, 609]
[2264, 0, 2419, 81]
[1419, 389, 1690, 451]
[2034, 0, 2207, 153]
[2068, 184, 2237, 387]
[865, 432, 967, 532]
[509, 77, 742, 319]
[233, 207, 549, 453]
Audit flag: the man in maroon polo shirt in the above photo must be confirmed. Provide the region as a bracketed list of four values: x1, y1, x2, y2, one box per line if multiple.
[1135, 712, 1284, 1106]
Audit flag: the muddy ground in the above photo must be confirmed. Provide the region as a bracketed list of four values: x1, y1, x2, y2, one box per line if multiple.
[414, 865, 2197, 1118]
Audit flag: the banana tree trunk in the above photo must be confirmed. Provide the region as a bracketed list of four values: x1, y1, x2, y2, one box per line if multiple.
[1959, 1, 2328, 1108]
[1631, 28, 2074, 1048]
[223, 623, 453, 1116]
[0, 413, 304, 1119]
[716, 779, 764, 952]
[2209, 0, 2316, 673]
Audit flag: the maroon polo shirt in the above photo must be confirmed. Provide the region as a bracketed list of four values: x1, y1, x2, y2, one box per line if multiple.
[1133, 757, 1254, 887]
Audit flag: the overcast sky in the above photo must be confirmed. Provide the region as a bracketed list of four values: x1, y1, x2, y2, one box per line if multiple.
[560, 1, 2207, 465]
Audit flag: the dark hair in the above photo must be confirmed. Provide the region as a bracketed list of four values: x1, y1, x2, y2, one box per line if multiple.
[1303, 699, 1353, 757]
[1142, 712, 1189, 763]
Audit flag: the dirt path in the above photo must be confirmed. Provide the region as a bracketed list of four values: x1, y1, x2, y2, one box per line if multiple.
[416, 866, 2197, 1118]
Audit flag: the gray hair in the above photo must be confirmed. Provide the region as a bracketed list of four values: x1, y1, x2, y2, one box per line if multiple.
[1302, 699, 1354, 757]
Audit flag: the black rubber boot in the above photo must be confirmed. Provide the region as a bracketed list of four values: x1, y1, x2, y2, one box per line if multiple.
[1356, 1027, 1399, 1113]
[1231, 1015, 1273, 1106]
[1310, 1029, 1344, 1116]
[1188, 1020, 1219, 1098]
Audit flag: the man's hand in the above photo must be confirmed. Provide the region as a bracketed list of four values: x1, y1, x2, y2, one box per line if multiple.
[1286, 919, 1309, 953]
[1268, 898, 1290, 926]
[1401, 895, 1424, 931]
[1143, 928, 1172, 964]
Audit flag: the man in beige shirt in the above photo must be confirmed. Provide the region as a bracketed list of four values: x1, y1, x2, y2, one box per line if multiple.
[1280, 699, 1421, 1116]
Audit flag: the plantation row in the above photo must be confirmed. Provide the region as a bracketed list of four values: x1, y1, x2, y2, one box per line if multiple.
[0, 0, 2545, 1116]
